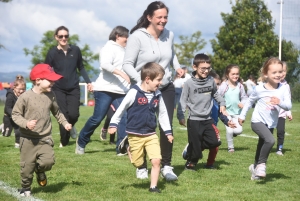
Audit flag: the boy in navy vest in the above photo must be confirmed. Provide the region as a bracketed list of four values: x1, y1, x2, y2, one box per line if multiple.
[108, 62, 173, 193]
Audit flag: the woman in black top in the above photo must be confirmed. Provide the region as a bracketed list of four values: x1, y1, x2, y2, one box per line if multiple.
[45, 25, 92, 147]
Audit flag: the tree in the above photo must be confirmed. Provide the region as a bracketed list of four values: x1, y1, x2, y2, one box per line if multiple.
[210, 0, 299, 81]
[24, 30, 99, 79]
[174, 31, 206, 67]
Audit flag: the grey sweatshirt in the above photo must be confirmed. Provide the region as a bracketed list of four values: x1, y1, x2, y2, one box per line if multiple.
[177, 71, 226, 121]
[123, 28, 181, 88]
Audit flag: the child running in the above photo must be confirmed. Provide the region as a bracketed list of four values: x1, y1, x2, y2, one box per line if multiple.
[276, 61, 292, 156]
[181, 70, 235, 169]
[108, 62, 173, 193]
[12, 64, 72, 197]
[238, 57, 292, 180]
[177, 53, 226, 171]
[3, 75, 26, 148]
[218, 64, 248, 153]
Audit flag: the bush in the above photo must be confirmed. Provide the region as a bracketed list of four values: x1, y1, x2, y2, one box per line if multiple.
[291, 82, 300, 102]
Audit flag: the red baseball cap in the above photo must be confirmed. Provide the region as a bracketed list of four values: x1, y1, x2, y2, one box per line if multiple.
[30, 64, 63, 81]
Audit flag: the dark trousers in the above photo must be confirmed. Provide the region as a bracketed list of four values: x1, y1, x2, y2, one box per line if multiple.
[187, 119, 221, 164]
[53, 86, 80, 146]
[251, 122, 275, 164]
[3, 115, 20, 143]
[276, 117, 285, 151]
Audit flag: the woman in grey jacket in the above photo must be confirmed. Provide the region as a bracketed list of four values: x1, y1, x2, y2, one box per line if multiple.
[123, 1, 184, 181]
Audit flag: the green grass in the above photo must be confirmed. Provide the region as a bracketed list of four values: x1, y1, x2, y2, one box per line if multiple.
[0, 103, 300, 200]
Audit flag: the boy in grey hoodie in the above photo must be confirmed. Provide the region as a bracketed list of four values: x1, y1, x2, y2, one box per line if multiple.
[177, 53, 226, 170]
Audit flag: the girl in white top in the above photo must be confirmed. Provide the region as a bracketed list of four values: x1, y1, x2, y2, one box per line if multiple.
[244, 75, 257, 96]
[238, 57, 292, 180]
[276, 61, 292, 156]
[218, 64, 248, 153]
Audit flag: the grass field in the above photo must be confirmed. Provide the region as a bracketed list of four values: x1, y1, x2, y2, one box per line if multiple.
[0, 103, 300, 201]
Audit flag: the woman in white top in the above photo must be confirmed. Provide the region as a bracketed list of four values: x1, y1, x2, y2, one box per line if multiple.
[76, 26, 130, 155]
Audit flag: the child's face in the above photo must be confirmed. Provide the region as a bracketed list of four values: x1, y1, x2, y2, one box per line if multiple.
[265, 63, 283, 85]
[227, 67, 240, 83]
[281, 64, 287, 81]
[214, 78, 221, 89]
[37, 79, 55, 92]
[14, 84, 25, 97]
[193, 63, 211, 79]
[147, 74, 163, 92]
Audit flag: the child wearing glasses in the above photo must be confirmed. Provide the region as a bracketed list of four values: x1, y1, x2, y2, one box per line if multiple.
[12, 64, 72, 197]
[3, 75, 26, 148]
[218, 65, 248, 153]
[177, 53, 226, 171]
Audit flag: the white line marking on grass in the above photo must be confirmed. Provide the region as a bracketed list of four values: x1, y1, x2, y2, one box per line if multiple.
[0, 181, 44, 201]
[239, 134, 258, 139]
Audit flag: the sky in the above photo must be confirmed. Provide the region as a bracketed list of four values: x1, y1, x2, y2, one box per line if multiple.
[0, 0, 282, 74]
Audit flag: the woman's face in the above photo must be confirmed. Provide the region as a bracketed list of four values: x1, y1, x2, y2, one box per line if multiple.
[147, 8, 168, 33]
[55, 29, 69, 47]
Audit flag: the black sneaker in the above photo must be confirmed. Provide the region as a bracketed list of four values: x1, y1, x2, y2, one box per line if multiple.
[149, 186, 161, 193]
[185, 161, 196, 171]
[35, 171, 47, 187]
[118, 136, 128, 154]
[19, 187, 31, 197]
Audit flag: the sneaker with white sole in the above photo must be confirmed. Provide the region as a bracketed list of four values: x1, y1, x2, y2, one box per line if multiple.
[136, 168, 148, 179]
[75, 140, 85, 155]
[182, 143, 189, 160]
[19, 187, 31, 197]
[255, 163, 266, 177]
[15, 143, 20, 148]
[276, 150, 284, 156]
[0, 123, 3, 134]
[161, 166, 178, 181]
[100, 128, 107, 140]
[70, 127, 77, 139]
[249, 164, 260, 180]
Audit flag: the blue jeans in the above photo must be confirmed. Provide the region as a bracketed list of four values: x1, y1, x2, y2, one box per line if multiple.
[77, 91, 127, 153]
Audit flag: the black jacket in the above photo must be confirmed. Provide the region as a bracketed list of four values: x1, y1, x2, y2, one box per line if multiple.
[45, 45, 91, 90]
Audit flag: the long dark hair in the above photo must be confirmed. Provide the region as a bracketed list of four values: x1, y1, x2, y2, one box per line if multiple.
[130, 1, 168, 34]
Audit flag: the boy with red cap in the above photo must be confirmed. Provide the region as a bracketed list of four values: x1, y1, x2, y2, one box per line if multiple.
[12, 64, 72, 197]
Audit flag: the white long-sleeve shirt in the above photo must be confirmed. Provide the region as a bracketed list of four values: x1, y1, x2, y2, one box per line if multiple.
[239, 83, 292, 128]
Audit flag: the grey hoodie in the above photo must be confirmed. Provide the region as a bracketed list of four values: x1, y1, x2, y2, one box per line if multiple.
[123, 28, 180, 88]
[177, 71, 226, 121]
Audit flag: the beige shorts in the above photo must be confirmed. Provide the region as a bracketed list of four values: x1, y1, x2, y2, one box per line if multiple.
[128, 134, 161, 167]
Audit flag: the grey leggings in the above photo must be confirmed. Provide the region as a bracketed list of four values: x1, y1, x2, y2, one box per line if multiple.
[251, 122, 275, 164]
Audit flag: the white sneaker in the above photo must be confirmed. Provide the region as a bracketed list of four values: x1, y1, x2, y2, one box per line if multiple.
[136, 168, 148, 179]
[0, 123, 3, 133]
[161, 166, 178, 181]
[249, 164, 260, 180]
[70, 127, 77, 139]
[59, 143, 63, 148]
[19, 189, 31, 197]
[276, 150, 284, 156]
[15, 143, 20, 148]
[75, 140, 85, 154]
[255, 163, 266, 177]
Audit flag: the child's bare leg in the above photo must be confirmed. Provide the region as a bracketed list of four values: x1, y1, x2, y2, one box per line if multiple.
[150, 158, 161, 188]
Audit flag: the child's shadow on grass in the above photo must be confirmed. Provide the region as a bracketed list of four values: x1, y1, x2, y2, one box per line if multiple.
[256, 173, 291, 184]
[218, 147, 250, 152]
[32, 181, 80, 194]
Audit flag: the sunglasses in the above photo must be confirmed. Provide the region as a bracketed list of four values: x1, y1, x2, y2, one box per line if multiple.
[57, 35, 69, 39]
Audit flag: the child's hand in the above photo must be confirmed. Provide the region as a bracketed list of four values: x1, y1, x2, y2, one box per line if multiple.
[238, 103, 244, 108]
[270, 96, 280, 105]
[64, 123, 72, 131]
[108, 127, 117, 134]
[287, 114, 293, 121]
[220, 106, 227, 115]
[26, 120, 37, 130]
[179, 119, 186, 127]
[167, 135, 174, 143]
[228, 120, 236, 128]
[238, 118, 244, 126]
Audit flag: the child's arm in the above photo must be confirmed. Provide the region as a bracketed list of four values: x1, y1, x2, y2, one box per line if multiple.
[239, 82, 248, 106]
[12, 96, 29, 129]
[158, 96, 173, 143]
[277, 84, 292, 111]
[238, 87, 258, 125]
[4, 92, 15, 117]
[108, 89, 136, 134]
[177, 83, 189, 126]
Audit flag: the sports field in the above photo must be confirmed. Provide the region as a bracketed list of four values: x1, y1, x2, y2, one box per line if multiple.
[0, 103, 299, 201]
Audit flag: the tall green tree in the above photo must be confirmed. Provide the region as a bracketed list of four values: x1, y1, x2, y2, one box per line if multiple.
[211, 0, 299, 81]
[24, 30, 99, 78]
[174, 31, 206, 67]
